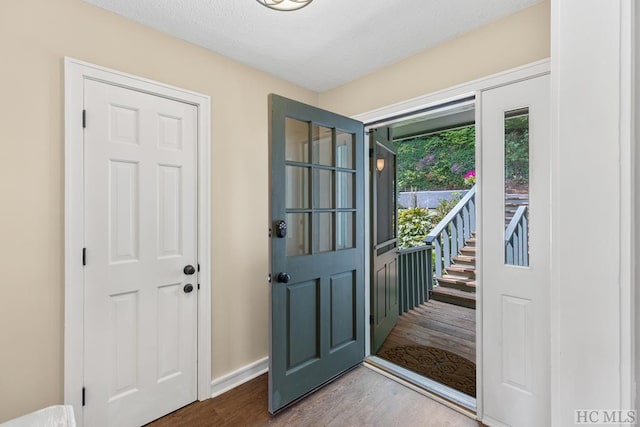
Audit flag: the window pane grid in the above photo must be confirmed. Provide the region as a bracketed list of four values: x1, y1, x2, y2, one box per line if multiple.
[285, 120, 357, 255]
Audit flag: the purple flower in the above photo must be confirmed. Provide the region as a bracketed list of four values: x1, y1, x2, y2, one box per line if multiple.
[417, 153, 436, 169]
[450, 163, 462, 174]
[464, 170, 476, 186]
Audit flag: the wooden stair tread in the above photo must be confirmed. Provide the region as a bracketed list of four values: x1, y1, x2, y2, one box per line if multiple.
[453, 255, 476, 264]
[432, 286, 476, 297]
[460, 247, 476, 254]
[446, 264, 475, 273]
[430, 287, 477, 309]
[437, 276, 474, 286]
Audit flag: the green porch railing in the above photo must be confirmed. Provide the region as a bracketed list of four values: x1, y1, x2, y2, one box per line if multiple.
[425, 186, 476, 279]
[505, 205, 528, 266]
[398, 244, 433, 313]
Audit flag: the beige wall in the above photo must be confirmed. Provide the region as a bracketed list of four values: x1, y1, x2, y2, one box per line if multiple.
[319, 0, 550, 116]
[0, 0, 550, 422]
[0, 0, 317, 422]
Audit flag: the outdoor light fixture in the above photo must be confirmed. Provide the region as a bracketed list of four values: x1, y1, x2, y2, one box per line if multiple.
[256, 0, 313, 11]
[376, 158, 385, 172]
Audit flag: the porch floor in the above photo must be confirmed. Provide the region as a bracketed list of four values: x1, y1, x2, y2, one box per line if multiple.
[378, 300, 476, 362]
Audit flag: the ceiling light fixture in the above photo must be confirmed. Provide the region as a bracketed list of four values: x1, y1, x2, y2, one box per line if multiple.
[256, 0, 313, 11]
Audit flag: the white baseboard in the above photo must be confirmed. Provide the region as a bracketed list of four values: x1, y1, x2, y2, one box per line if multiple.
[210, 357, 269, 398]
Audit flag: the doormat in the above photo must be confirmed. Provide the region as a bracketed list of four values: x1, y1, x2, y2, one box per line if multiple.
[377, 345, 476, 397]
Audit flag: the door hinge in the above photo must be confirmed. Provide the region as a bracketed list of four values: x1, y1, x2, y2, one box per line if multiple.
[267, 274, 272, 284]
[82, 387, 86, 406]
[369, 314, 374, 324]
[82, 248, 86, 266]
[82, 110, 86, 129]
[197, 283, 200, 290]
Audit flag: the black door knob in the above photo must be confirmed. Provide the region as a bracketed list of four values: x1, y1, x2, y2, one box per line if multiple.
[277, 272, 291, 284]
[183, 284, 194, 293]
[184, 265, 196, 275]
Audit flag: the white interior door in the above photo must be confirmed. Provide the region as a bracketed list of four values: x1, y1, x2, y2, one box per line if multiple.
[83, 79, 198, 427]
[480, 75, 551, 426]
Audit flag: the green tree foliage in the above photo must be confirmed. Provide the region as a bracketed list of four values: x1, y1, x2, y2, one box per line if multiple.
[395, 126, 475, 191]
[504, 113, 529, 191]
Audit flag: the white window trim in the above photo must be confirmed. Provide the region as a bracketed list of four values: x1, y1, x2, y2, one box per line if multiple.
[63, 57, 212, 425]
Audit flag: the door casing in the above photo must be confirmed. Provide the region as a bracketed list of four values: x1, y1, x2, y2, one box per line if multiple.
[64, 58, 212, 426]
[355, 59, 551, 419]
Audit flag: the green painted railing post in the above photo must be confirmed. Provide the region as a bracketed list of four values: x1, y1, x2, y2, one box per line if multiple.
[426, 243, 433, 296]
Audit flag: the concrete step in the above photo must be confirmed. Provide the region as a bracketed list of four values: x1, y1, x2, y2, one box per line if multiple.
[430, 286, 476, 309]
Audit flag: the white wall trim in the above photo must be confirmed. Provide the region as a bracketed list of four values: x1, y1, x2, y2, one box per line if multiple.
[210, 357, 269, 398]
[353, 59, 550, 125]
[473, 91, 484, 421]
[63, 57, 212, 425]
[635, 0, 640, 414]
[355, 59, 549, 423]
[619, 0, 637, 412]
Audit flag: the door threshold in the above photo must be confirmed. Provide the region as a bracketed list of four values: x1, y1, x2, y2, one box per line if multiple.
[364, 356, 477, 418]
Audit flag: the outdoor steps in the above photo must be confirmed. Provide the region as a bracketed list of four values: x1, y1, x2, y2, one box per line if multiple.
[452, 255, 475, 266]
[436, 276, 476, 292]
[445, 264, 475, 279]
[431, 235, 477, 309]
[505, 194, 529, 224]
[429, 286, 476, 309]
[459, 246, 476, 256]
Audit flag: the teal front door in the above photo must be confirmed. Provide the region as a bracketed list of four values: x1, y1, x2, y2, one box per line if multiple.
[269, 95, 365, 414]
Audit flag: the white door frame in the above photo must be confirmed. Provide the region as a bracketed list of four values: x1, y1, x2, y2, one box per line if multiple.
[353, 58, 550, 419]
[63, 57, 212, 425]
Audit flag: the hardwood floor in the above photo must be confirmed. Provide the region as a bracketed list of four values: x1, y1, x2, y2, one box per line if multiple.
[378, 300, 476, 362]
[148, 366, 479, 426]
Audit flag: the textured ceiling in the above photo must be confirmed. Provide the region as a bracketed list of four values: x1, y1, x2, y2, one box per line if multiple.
[82, 0, 540, 92]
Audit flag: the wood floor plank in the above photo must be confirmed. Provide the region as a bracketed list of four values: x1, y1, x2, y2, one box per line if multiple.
[148, 367, 480, 426]
[378, 300, 477, 362]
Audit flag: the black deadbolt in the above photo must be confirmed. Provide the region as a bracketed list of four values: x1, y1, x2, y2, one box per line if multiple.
[184, 265, 196, 275]
[275, 220, 287, 238]
[277, 272, 291, 284]
[183, 284, 194, 293]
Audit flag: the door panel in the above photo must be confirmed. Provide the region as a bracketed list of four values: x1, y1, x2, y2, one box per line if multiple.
[84, 80, 198, 427]
[269, 95, 365, 414]
[481, 75, 550, 426]
[371, 127, 399, 354]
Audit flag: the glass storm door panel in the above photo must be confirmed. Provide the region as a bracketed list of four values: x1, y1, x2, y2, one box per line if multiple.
[370, 127, 399, 354]
[269, 94, 365, 414]
[480, 75, 551, 427]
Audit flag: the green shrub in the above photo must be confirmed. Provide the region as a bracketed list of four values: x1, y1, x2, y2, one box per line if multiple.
[397, 193, 464, 249]
[397, 207, 434, 249]
[431, 192, 462, 226]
